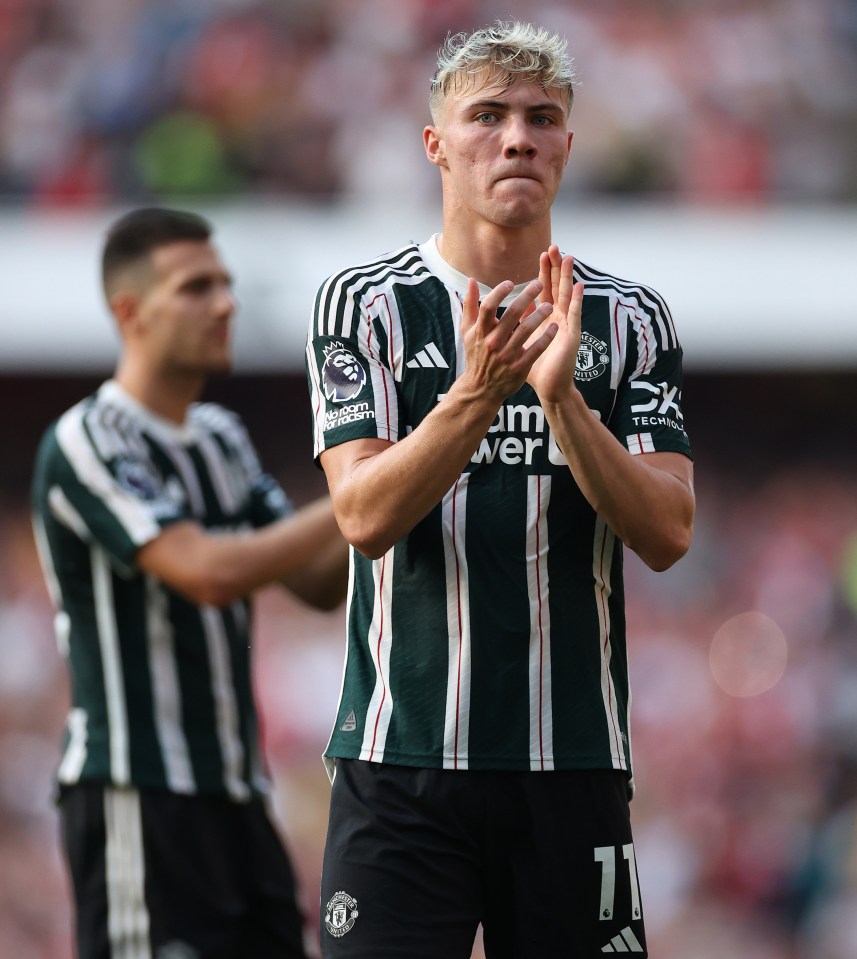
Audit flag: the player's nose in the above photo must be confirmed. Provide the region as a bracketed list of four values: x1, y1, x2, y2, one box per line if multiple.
[503, 115, 537, 158]
[215, 283, 237, 318]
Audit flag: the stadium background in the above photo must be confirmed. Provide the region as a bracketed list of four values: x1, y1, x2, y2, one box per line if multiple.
[1, 1, 856, 956]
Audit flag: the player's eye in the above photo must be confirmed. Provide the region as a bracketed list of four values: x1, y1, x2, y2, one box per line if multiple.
[184, 277, 214, 294]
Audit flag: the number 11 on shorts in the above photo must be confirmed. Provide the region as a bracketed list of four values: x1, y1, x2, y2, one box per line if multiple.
[594, 844, 641, 921]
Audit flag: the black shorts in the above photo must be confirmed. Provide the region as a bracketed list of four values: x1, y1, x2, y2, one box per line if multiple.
[60, 783, 309, 959]
[320, 760, 646, 959]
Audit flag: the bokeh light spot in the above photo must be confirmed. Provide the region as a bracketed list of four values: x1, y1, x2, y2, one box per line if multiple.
[709, 612, 788, 698]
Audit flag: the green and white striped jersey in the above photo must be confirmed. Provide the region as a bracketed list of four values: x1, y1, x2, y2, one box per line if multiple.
[307, 236, 692, 777]
[31, 381, 293, 800]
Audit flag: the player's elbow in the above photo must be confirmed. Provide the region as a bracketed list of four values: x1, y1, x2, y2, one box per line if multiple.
[349, 533, 393, 562]
[356, 543, 390, 561]
[636, 523, 693, 572]
[338, 515, 395, 561]
[631, 482, 695, 572]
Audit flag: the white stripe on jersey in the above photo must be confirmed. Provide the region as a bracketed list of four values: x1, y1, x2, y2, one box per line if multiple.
[93, 546, 131, 785]
[33, 507, 74, 661]
[104, 787, 152, 959]
[57, 707, 88, 784]
[359, 551, 395, 763]
[194, 430, 240, 514]
[567, 288, 630, 394]
[158, 442, 206, 518]
[574, 259, 677, 349]
[200, 606, 249, 801]
[442, 477, 472, 770]
[230, 601, 269, 794]
[107, 406, 150, 463]
[573, 259, 677, 381]
[592, 518, 627, 771]
[56, 407, 161, 547]
[315, 246, 425, 338]
[626, 304, 659, 378]
[527, 474, 554, 771]
[89, 404, 151, 486]
[192, 403, 265, 492]
[307, 340, 326, 459]
[47, 486, 91, 545]
[608, 296, 629, 393]
[145, 576, 195, 794]
[310, 249, 431, 457]
[451, 289, 467, 378]
[627, 432, 656, 454]
[359, 293, 399, 443]
[364, 278, 404, 384]
[85, 403, 122, 462]
[323, 551, 357, 783]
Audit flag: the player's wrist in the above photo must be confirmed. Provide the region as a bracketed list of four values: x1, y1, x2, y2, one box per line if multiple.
[448, 369, 511, 411]
[535, 380, 582, 411]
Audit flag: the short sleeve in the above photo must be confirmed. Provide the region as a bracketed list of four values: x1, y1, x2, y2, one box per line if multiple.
[609, 303, 693, 459]
[306, 278, 400, 461]
[36, 414, 183, 572]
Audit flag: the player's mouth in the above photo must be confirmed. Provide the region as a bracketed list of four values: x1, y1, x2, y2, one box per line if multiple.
[494, 171, 540, 184]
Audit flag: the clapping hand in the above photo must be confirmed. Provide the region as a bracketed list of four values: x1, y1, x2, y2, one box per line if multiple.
[459, 275, 558, 402]
[525, 246, 585, 404]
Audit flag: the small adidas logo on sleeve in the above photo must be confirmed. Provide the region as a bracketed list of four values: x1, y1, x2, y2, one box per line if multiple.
[406, 342, 448, 369]
[601, 926, 644, 952]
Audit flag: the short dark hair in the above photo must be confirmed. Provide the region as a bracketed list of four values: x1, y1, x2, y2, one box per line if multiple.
[101, 207, 212, 294]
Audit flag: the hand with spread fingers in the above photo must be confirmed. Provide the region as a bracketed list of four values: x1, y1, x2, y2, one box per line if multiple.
[459, 275, 558, 402]
[525, 245, 585, 405]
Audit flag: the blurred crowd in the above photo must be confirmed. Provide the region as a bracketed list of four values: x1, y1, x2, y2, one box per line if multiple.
[2, 396, 857, 958]
[1, 0, 857, 208]
[2, 1, 857, 956]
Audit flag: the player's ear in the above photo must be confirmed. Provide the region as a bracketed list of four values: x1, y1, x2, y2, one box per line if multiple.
[424, 126, 447, 168]
[110, 289, 143, 338]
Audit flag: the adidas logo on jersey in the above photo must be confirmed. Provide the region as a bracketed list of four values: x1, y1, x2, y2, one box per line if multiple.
[406, 342, 448, 369]
[601, 926, 644, 952]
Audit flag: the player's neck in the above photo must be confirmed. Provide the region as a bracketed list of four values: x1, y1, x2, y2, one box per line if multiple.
[114, 359, 204, 426]
[436, 217, 553, 287]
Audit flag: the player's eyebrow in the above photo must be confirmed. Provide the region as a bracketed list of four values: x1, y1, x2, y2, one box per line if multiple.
[466, 97, 565, 116]
[178, 269, 234, 292]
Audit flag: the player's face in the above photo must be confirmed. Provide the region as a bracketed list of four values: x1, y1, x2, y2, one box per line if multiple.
[137, 241, 235, 376]
[426, 69, 573, 230]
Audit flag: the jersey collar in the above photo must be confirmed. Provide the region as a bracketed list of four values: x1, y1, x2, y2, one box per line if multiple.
[99, 380, 197, 445]
[419, 234, 537, 308]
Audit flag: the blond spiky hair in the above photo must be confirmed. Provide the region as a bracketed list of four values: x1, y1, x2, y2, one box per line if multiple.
[429, 21, 578, 121]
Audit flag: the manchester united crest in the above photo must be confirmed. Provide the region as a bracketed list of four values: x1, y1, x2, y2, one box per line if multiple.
[574, 332, 609, 382]
[324, 890, 359, 937]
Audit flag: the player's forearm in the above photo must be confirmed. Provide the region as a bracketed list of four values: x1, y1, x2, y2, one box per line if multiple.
[327, 380, 505, 559]
[541, 391, 695, 571]
[280, 523, 350, 610]
[138, 499, 345, 606]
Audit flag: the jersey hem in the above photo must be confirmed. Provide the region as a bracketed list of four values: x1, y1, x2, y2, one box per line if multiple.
[626, 439, 693, 460]
[323, 748, 633, 775]
[58, 771, 270, 800]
